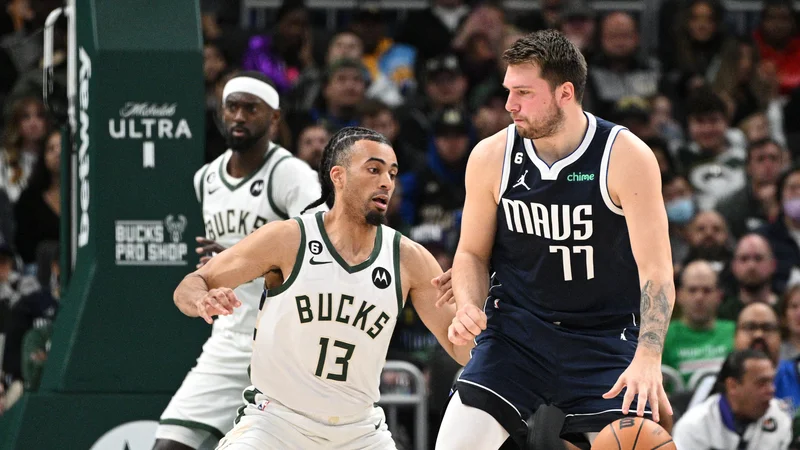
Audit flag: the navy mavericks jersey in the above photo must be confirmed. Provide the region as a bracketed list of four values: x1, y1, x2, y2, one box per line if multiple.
[490, 112, 640, 328]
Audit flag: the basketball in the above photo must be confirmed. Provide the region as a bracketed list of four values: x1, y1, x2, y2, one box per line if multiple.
[591, 417, 676, 450]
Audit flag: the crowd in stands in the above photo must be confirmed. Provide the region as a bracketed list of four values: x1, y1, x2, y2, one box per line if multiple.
[3, 0, 800, 447]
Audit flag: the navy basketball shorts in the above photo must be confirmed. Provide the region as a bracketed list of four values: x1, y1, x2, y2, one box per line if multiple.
[455, 301, 650, 443]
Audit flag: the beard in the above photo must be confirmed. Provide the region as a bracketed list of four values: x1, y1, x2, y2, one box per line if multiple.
[514, 101, 565, 140]
[738, 275, 770, 293]
[749, 337, 770, 355]
[226, 127, 267, 151]
[365, 210, 386, 226]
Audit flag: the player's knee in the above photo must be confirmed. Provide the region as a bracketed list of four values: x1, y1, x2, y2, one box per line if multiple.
[152, 439, 196, 450]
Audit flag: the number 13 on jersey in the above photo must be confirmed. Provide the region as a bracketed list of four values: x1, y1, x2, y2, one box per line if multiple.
[550, 245, 594, 281]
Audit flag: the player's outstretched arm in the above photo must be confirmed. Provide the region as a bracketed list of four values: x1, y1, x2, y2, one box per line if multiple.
[603, 130, 675, 422]
[449, 133, 505, 343]
[174, 219, 300, 322]
[403, 237, 473, 366]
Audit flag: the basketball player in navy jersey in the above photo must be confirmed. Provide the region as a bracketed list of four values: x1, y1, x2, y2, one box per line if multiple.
[435, 30, 675, 450]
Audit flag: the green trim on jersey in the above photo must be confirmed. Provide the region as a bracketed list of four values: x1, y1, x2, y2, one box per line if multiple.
[267, 155, 292, 220]
[198, 163, 210, 204]
[158, 419, 224, 440]
[315, 211, 383, 274]
[267, 217, 306, 297]
[218, 143, 278, 192]
[392, 231, 403, 316]
[234, 386, 262, 425]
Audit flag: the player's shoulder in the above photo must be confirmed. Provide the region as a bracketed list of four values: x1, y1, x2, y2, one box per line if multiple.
[397, 232, 424, 257]
[469, 126, 510, 164]
[258, 214, 303, 241]
[194, 150, 229, 179]
[268, 145, 315, 175]
[396, 233, 439, 275]
[609, 127, 657, 162]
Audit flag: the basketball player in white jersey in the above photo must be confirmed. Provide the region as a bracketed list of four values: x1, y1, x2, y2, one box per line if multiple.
[172, 127, 472, 450]
[154, 72, 323, 450]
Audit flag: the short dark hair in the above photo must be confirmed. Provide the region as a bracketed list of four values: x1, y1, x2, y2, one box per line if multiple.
[502, 30, 588, 103]
[776, 164, 800, 205]
[358, 99, 393, 121]
[747, 137, 782, 162]
[686, 87, 728, 120]
[713, 349, 772, 394]
[302, 127, 391, 213]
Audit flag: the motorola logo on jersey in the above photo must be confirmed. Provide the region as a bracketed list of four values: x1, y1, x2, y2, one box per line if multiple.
[372, 267, 391, 289]
[250, 179, 264, 196]
[501, 198, 593, 240]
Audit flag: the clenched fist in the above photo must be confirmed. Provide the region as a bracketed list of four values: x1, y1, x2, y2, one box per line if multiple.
[448, 303, 487, 345]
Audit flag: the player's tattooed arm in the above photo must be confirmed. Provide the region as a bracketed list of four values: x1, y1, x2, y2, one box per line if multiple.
[638, 280, 673, 354]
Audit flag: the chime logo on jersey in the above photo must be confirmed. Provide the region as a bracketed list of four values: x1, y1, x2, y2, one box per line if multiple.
[372, 267, 391, 289]
[250, 179, 264, 196]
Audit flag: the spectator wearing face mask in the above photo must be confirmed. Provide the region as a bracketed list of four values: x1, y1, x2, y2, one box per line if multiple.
[758, 166, 800, 293]
[663, 172, 697, 269]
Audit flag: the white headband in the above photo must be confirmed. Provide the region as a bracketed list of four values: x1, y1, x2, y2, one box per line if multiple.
[223, 77, 280, 110]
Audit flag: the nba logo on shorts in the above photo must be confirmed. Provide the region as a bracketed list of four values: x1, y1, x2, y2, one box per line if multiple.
[257, 399, 270, 411]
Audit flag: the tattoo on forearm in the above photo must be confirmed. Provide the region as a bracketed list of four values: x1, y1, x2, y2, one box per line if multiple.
[639, 280, 672, 353]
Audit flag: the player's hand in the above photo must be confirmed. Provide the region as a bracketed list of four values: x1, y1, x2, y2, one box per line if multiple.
[195, 237, 226, 268]
[196, 288, 242, 324]
[602, 355, 672, 423]
[448, 303, 487, 345]
[432, 269, 454, 307]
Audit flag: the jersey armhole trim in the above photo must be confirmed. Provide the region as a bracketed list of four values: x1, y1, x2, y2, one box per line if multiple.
[267, 155, 292, 220]
[600, 126, 626, 216]
[392, 231, 403, 317]
[498, 124, 516, 199]
[197, 164, 210, 204]
[266, 217, 306, 297]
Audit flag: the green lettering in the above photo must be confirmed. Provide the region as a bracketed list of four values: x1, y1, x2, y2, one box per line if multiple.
[336, 294, 353, 324]
[296, 295, 313, 323]
[318, 293, 333, 321]
[352, 302, 376, 331]
[367, 312, 391, 339]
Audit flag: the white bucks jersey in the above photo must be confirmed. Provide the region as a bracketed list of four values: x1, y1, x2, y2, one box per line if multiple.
[250, 212, 403, 417]
[193, 144, 321, 334]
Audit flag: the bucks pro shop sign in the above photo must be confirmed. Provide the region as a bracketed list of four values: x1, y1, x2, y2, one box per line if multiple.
[115, 215, 189, 266]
